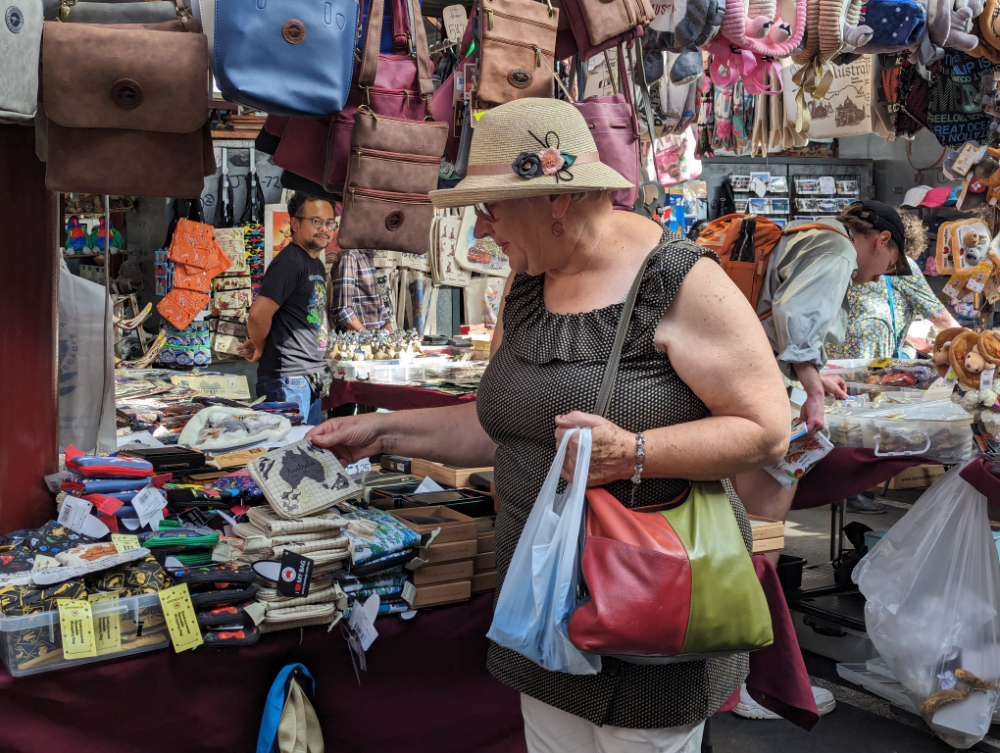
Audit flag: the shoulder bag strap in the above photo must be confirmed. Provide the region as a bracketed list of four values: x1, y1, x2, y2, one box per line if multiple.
[594, 244, 663, 418]
[884, 276, 902, 357]
[358, 0, 434, 98]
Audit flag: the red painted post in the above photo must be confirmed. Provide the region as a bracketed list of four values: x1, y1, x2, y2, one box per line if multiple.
[0, 124, 59, 531]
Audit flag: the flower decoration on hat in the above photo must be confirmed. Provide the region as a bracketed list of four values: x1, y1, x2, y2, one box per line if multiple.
[511, 130, 578, 183]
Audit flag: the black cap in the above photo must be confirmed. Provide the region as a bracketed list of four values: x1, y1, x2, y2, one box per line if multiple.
[844, 200, 911, 275]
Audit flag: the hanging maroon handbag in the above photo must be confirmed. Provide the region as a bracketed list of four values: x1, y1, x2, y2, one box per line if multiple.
[573, 46, 639, 210]
[322, 0, 435, 192]
[268, 0, 431, 191]
[558, 0, 646, 61]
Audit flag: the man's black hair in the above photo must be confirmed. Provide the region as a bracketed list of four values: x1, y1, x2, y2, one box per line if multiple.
[287, 192, 334, 219]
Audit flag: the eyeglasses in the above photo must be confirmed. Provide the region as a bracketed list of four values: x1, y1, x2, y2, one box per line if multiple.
[296, 216, 337, 231]
[473, 202, 497, 222]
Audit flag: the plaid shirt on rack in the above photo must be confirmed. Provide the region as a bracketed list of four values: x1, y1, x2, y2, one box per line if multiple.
[330, 249, 389, 331]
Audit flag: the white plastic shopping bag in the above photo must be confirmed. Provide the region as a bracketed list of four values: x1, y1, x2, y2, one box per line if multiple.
[854, 462, 1000, 749]
[487, 428, 601, 675]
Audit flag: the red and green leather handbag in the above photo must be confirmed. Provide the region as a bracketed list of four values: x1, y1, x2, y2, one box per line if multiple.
[566, 245, 773, 663]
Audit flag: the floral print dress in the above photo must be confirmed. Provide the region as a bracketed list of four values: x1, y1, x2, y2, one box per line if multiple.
[826, 258, 946, 360]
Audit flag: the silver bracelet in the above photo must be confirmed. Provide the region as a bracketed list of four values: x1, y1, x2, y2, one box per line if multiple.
[631, 432, 645, 486]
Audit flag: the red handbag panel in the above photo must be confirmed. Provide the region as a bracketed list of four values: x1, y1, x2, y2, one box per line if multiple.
[568, 536, 691, 656]
[583, 487, 687, 558]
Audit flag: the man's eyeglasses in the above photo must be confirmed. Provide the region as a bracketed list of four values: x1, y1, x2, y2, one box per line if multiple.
[296, 216, 337, 231]
[473, 202, 497, 222]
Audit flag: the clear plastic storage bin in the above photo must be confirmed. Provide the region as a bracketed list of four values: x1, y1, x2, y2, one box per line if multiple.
[0, 592, 169, 677]
[872, 402, 975, 464]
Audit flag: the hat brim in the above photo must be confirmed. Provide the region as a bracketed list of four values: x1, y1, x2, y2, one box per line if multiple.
[430, 162, 634, 209]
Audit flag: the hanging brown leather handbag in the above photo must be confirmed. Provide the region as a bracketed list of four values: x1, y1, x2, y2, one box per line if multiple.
[42, 19, 214, 198]
[337, 57, 448, 253]
[567, 0, 652, 50]
[477, 0, 559, 104]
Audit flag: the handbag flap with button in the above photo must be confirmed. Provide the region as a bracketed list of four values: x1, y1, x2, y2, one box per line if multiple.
[43, 22, 206, 133]
[478, 0, 559, 105]
[42, 21, 214, 197]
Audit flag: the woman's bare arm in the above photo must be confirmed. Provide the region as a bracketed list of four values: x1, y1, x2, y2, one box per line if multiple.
[556, 257, 790, 483]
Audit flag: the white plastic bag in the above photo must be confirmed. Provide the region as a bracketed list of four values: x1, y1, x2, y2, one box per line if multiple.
[58, 263, 116, 455]
[854, 462, 1000, 748]
[487, 428, 601, 675]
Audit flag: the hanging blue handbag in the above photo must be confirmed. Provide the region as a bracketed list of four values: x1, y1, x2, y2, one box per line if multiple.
[213, 0, 360, 117]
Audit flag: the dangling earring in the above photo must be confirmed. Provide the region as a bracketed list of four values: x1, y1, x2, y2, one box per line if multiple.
[551, 220, 564, 236]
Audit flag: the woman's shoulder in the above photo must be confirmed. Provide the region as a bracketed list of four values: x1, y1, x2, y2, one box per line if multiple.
[639, 233, 720, 310]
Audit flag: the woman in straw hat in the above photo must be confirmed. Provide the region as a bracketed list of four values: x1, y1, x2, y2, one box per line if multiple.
[308, 98, 790, 751]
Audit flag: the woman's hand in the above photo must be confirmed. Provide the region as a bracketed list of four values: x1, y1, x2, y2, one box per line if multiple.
[306, 414, 386, 467]
[554, 412, 635, 485]
[820, 373, 848, 399]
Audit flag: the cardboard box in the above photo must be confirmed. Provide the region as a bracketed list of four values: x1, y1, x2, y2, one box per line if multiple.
[475, 517, 495, 534]
[477, 531, 495, 554]
[473, 551, 496, 572]
[888, 465, 945, 489]
[472, 570, 498, 594]
[752, 536, 784, 553]
[404, 579, 472, 608]
[410, 459, 494, 489]
[417, 538, 478, 564]
[412, 560, 474, 586]
[748, 516, 784, 541]
[390, 507, 478, 544]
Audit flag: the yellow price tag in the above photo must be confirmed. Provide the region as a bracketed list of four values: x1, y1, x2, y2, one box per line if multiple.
[32, 555, 59, 571]
[88, 592, 122, 655]
[56, 599, 98, 660]
[868, 358, 893, 369]
[158, 584, 203, 653]
[111, 534, 141, 553]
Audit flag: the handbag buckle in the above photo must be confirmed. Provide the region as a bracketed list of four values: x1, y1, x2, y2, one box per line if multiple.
[57, 0, 77, 22]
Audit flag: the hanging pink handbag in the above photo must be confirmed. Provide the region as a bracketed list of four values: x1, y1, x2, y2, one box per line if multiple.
[574, 46, 639, 210]
[323, 0, 434, 192]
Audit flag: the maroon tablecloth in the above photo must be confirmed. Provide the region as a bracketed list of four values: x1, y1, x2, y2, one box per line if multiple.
[792, 448, 934, 510]
[0, 594, 526, 753]
[717, 555, 820, 731]
[323, 381, 477, 412]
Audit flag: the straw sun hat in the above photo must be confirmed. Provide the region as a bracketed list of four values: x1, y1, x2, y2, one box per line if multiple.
[429, 98, 633, 209]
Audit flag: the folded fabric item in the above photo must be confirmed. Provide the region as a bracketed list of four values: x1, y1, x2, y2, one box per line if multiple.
[165, 488, 240, 508]
[0, 579, 88, 616]
[357, 585, 404, 601]
[88, 553, 171, 596]
[65, 445, 154, 478]
[172, 563, 255, 591]
[190, 584, 259, 609]
[247, 505, 347, 537]
[55, 542, 122, 568]
[263, 602, 339, 625]
[341, 508, 421, 564]
[257, 584, 348, 612]
[201, 625, 261, 648]
[18, 521, 97, 556]
[0, 547, 36, 576]
[139, 527, 219, 550]
[349, 548, 418, 576]
[205, 469, 263, 499]
[90, 488, 165, 504]
[196, 601, 257, 628]
[343, 597, 409, 619]
[62, 476, 152, 495]
[272, 536, 350, 558]
[82, 493, 124, 516]
[231, 522, 332, 546]
[163, 551, 216, 567]
[261, 610, 343, 633]
[335, 569, 406, 594]
[249, 440, 362, 520]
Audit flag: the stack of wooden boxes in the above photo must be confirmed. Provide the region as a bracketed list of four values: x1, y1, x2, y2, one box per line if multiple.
[391, 507, 479, 609]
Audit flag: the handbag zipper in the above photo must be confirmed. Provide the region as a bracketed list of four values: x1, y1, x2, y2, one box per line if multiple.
[349, 187, 433, 207]
[353, 147, 442, 169]
[484, 35, 554, 66]
[485, 9, 557, 31]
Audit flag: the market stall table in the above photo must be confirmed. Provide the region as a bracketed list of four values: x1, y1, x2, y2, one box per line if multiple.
[0, 594, 526, 753]
[323, 380, 477, 412]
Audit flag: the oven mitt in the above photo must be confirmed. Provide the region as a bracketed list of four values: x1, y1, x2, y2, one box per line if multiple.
[0, 547, 35, 575]
[62, 476, 154, 495]
[190, 584, 259, 609]
[201, 625, 261, 649]
[196, 601, 257, 628]
[0, 579, 88, 616]
[64, 445, 153, 478]
[19, 521, 97, 556]
[172, 563, 255, 591]
[88, 554, 171, 596]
